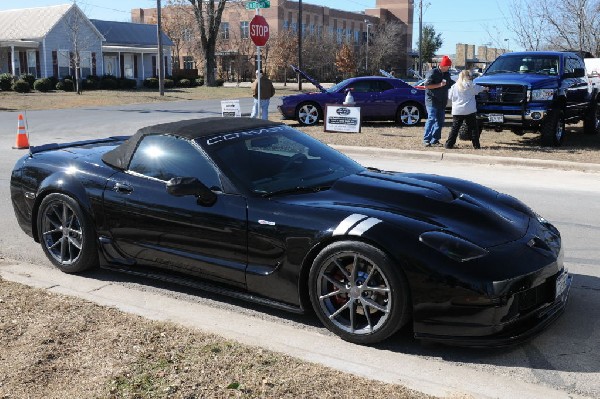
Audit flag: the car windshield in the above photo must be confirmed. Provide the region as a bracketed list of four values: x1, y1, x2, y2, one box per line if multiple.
[326, 80, 350, 93]
[198, 125, 365, 196]
[486, 55, 560, 75]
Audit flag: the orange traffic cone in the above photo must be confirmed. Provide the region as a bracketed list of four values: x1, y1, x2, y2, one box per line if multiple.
[13, 114, 30, 149]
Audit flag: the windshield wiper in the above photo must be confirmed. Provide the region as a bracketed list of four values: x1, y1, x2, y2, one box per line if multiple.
[487, 70, 514, 74]
[262, 185, 331, 198]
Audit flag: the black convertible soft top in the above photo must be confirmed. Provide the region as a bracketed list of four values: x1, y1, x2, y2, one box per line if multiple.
[102, 117, 283, 170]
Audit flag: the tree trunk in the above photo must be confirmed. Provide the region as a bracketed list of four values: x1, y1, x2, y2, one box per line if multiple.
[204, 41, 217, 86]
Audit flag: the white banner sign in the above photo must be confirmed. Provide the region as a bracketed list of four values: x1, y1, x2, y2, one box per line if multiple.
[221, 100, 241, 117]
[325, 105, 361, 133]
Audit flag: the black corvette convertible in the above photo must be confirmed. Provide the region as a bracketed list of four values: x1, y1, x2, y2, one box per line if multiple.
[10, 117, 571, 345]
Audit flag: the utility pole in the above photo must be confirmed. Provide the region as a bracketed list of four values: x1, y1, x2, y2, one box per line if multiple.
[418, 0, 423, 76]
[297, 0, 302, 91]
[157, 0, 165, 96]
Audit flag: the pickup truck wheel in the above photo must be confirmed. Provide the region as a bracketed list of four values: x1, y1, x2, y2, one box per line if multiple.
[584, 101, 600, 135]
[540, 109, 565, 146]
[458, 123, 472, 141]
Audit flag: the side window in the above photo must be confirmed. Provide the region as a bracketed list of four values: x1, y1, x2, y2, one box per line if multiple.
[128, 135, 220, 188]
[348, 80, 371, 93]
[376, 81, 394, 92]
[565, 57, 582, 74]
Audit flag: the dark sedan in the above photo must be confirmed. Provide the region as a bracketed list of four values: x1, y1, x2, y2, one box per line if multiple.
[278, 76, 426, 127]
[10, 117, 571, 346]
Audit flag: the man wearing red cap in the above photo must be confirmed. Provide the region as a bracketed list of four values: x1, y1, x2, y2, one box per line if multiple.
[422, 55, 454, 146]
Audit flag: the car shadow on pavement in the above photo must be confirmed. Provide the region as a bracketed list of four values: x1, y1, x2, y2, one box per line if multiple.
[376, 272, 600, 374]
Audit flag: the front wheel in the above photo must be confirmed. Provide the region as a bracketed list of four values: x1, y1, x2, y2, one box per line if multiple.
[540, 109, 565, 146]
[396, 102, 422, 126]
[37, 193, 99, 273]
[296, 102, 322, 126]
[309, 241, 410, 344]
[584, 101, 600, 135]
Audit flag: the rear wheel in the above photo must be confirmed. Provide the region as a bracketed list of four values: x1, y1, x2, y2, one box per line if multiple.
[396, 102, 422, 126]
[37, 193, 99, 273]
[540, 109, 565, 146]
[309, 241, 410, 344]
[584, 101, 600, 135]
[296, 102, 322, 126]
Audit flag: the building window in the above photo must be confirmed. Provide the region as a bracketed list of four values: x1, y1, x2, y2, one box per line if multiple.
[123, 54, 134, 79]
[58, 50, 71, 78]
[283, 20, 289, 30]
[183, 56, 194, 70]
[79, 51, 91, 78]
[221, 22, 229, 40]
[27, 50, 37, 76]
[354, 30, 360, 44]
[240, 21, 249, 39]
[291, 22, 297, 32]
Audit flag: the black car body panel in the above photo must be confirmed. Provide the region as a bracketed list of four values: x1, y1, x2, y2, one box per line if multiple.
[10, 117, 570, 346]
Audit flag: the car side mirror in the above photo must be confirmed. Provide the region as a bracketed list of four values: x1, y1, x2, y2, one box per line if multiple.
[167, 177, 217, 206]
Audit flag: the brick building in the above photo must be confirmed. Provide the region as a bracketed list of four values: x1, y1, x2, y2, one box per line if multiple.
[454, 43, 508, 70]
[131, 0, 414, 82]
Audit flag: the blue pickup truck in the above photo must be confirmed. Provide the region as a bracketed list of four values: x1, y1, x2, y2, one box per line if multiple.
[474, 51, 600, 146]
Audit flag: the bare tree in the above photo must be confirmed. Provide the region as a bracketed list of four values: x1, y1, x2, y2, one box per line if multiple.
[269, 29, 297, 85]
[62, 5, 101, 94]
[370, 21, 406, 72]
[539, 0, 600, 55]
[162, 2, 197, 73]
[176, 0, 229, 86]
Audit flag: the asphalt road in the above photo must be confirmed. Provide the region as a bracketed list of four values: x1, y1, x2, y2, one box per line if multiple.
[0, 103, 599, 398]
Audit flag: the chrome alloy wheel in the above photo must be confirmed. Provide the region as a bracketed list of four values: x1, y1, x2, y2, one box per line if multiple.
[315, 251, 392, 335]
[41, 199, 83, 266]
[399, 104, 421, 126]
[297, 103, 320, 125]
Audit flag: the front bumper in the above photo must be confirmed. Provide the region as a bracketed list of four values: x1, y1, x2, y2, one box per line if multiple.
[414, 270, 571, 347]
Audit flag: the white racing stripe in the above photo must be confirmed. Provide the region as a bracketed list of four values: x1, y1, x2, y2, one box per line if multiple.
[333, 214, 382, 236]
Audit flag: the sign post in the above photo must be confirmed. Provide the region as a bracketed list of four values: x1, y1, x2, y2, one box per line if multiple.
[249, 12, 270, 118]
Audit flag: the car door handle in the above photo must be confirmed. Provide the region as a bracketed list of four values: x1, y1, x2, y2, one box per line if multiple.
[113, 182, 133, 194]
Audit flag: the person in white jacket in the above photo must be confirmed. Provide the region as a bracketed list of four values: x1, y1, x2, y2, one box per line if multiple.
[444, 70, 488, 149]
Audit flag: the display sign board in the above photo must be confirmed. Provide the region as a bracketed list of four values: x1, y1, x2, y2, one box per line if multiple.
[221, 100, 241, 117]
[324, 105, 361, 133]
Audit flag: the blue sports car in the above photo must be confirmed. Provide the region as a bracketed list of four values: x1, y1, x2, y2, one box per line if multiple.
[279, 67, 426, 127]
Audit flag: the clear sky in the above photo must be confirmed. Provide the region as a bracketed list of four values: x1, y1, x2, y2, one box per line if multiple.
[1, 0, 515, 55]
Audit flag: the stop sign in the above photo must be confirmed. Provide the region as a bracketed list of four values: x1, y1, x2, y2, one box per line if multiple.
[249, 15, 270, 46]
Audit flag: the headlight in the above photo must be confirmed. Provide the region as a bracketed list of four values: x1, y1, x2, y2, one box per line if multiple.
[419, 231, 489, 262]
[530, 89, 555, 101]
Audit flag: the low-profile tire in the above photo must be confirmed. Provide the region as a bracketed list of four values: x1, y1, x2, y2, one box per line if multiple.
[584, 101, 600, 135]
[296, 102, 322, 126]
[396, 102, 422, 126]
[308, 241, 410, 344]
[540, 109, 565, 147]
[37, 193, 99, 273]
[458, 123, 472, 141]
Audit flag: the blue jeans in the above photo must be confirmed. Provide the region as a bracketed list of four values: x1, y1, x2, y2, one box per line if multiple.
[423, 103, 446, 144]
[251, 98, 270, 120]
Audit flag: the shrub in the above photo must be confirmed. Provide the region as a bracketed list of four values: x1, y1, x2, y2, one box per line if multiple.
[176, 78, 191, 87]
[19, 73, 36, 87]
[62, 79, 74, 91]
[12, 79, 30, 93]
[143, 77, 159, 89]
[164, 78, 174, 88]
[33, 78, 52, 92]
[118, 78, 137, 90]
[0, 73, 13, 91]
[99, 76, 118, 90]
[215, 78, 225, 87]
[195, 78, 204, 87]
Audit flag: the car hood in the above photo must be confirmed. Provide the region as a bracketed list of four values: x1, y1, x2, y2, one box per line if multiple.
[291, 171, 529, 248]
[290, 64, 327, 93]
[476, 73, 558, 90]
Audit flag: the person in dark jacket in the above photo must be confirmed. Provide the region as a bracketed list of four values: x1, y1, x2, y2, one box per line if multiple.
[422, 55, 454, 146]
[250, 70, 275, 120]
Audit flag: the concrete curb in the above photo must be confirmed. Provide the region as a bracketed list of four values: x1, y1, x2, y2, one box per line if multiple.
[332, 145, 600, 173]
[0, 260, 584, 399]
